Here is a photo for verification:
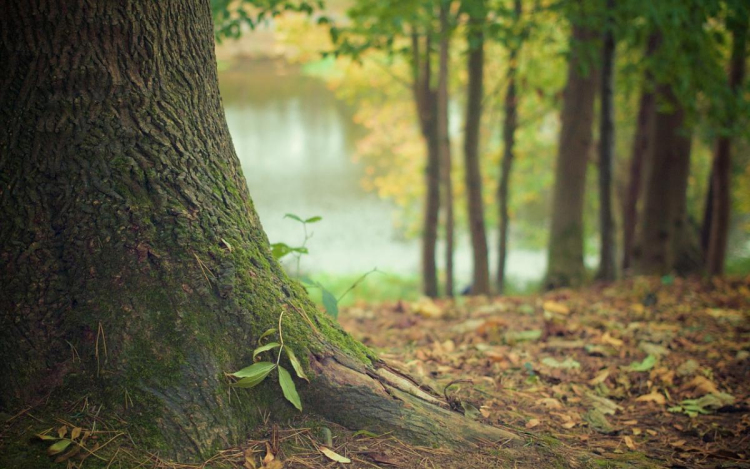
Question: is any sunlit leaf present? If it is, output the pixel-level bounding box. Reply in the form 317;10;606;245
258;328;277;341
252;342;280;360
304;216;322;223
231;362;276;388
320;446;351;463
47;439;72;455
278;366;302;411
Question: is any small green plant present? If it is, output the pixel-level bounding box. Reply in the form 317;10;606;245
229;310;308;411
270;213;321;276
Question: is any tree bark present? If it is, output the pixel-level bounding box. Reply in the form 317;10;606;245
545;23;597;289
412;31;441;298
706;11;748;275
438;1;455;297
596;0;617;281
621;39;657;272
463;0;491;295
633;85;692;275
497;0;522;294
0;1;518;464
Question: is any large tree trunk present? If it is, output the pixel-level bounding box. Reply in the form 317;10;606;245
497;0;522;294
621;39;657;273
544;23;597;289
412;31;441;298
633;85;693;275
438;1;455;297
596;0;617;281
463;0;491;295
0;1;517;464
706;11;748;275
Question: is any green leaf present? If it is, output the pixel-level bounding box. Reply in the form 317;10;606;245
258;328;277;341
304;216;322;223
253;342;280;360
271;243;293;260
627;355;657;372
285;348;309;382
284;213;304;223
47;439;72;455
278;366;302;411
37;433;58;441
231;361;276;388
321;288;339;319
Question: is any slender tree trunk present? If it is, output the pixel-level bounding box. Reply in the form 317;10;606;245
412;32;441;298
706;12;748;275
596;0;617;281
0;2;517;464
545;23;598;289
463;0;491;295
438;1;455;297
622;35;657;273
633;85;692;275
497;0;522;294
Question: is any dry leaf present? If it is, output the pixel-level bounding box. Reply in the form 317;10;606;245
635;390;666;405
536;397;563;409
681;375;719;396
526;418;540;429
320;446;351;464
589;369;610;386
601;332;623;347
623;436;636;450
262;442;275;466
543;301;570;315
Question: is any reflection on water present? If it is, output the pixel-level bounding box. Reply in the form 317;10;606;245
219;60;546;285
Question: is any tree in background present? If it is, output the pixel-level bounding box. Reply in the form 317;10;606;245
438;0;456;296
621;36;657;273
545;2;598;289
596;0;617;281
705;4;749;276
462;0;491;295
496;0;523;294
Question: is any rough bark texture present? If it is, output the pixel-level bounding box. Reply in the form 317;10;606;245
412;31;441;298
633;85;692;275
596;0;617;282
463;0;491;295
438;2;455;297
545;24;597;289
622;67;655;272
497;0;521;295
0;1;518;464
706;12;748;275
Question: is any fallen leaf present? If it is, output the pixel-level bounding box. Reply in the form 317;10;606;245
526;418;540;429
623;436;636;450
320;446;351;464
589;370;610;386
543;301;570;315
635;390;666;405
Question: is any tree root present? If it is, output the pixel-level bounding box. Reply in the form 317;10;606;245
305;349;521;448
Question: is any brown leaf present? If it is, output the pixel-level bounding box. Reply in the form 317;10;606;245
526;418;540;429
635;390;665;405
543;301;571;315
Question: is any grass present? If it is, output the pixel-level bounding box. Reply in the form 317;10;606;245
299;271;541;307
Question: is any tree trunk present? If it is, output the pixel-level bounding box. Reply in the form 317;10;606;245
412;31;441;298
0;1;517;464
438;1;455;297
633;85;692;275
545;23;597;289
622;62;656;272
596;0;617;281
706;11;748;275
497;0;522;294
463;0;491;295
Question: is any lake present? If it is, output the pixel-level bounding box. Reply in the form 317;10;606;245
219;59;547;288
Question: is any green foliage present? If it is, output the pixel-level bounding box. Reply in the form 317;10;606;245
211;0;325;41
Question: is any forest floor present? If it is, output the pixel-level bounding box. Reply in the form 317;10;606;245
333;275;750;468
4;276;748;468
